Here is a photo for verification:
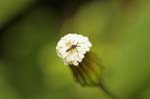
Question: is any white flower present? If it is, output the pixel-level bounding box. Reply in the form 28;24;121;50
56;33;92;66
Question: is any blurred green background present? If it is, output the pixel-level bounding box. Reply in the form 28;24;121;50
0;0;149;99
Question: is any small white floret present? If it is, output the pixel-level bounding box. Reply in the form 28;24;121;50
56;33;92;66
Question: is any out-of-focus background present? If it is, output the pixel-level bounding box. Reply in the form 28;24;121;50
0;0;149;99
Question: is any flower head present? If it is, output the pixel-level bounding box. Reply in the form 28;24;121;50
56;33;92;66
